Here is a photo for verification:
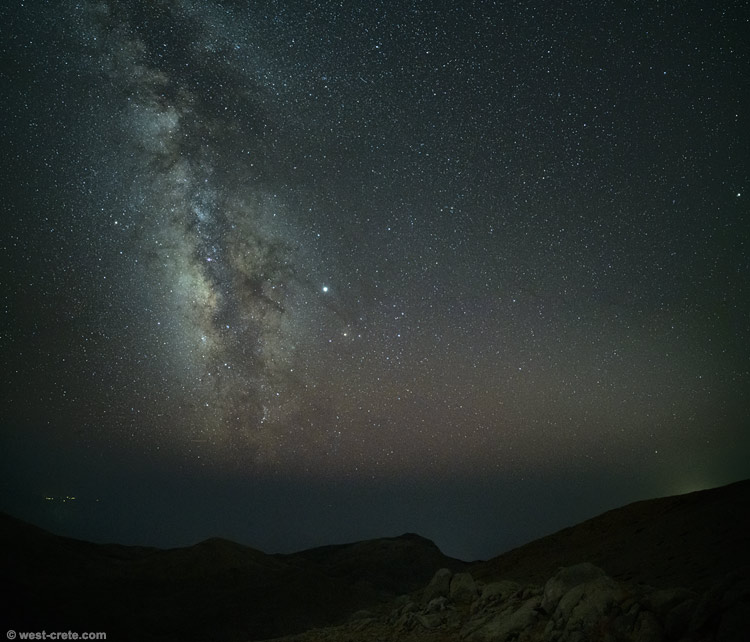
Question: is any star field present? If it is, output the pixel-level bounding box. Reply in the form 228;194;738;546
1;0;748;558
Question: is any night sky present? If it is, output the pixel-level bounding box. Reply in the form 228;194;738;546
1;1;748;561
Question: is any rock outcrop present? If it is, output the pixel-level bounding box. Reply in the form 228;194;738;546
376;562;749;642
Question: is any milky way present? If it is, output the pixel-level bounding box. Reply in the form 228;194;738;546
2;0;749;557
30;1;351;468
107;22;308;462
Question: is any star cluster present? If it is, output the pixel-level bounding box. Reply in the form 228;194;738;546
2;0;748;499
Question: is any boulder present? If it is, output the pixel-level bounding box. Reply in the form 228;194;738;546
402;601;418;614
633;610;663;642
425;596;449;614
467;596;540;642
642;586;696;617
554;584;585;623
472;580;522;614
388;599;417;624
423;567;453;603
716;576;750;642
610;607;639;639
451;572;479;604
718;602;746;642
663;596;698;640
566;576;625;628
416;612;444;629
541;563;606;614
394;611;419;632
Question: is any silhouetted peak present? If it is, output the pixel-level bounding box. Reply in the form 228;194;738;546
394;532;434;543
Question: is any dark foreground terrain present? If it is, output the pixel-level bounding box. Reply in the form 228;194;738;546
2;480;749;641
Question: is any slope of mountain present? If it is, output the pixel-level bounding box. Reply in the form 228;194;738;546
471;478;750;592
